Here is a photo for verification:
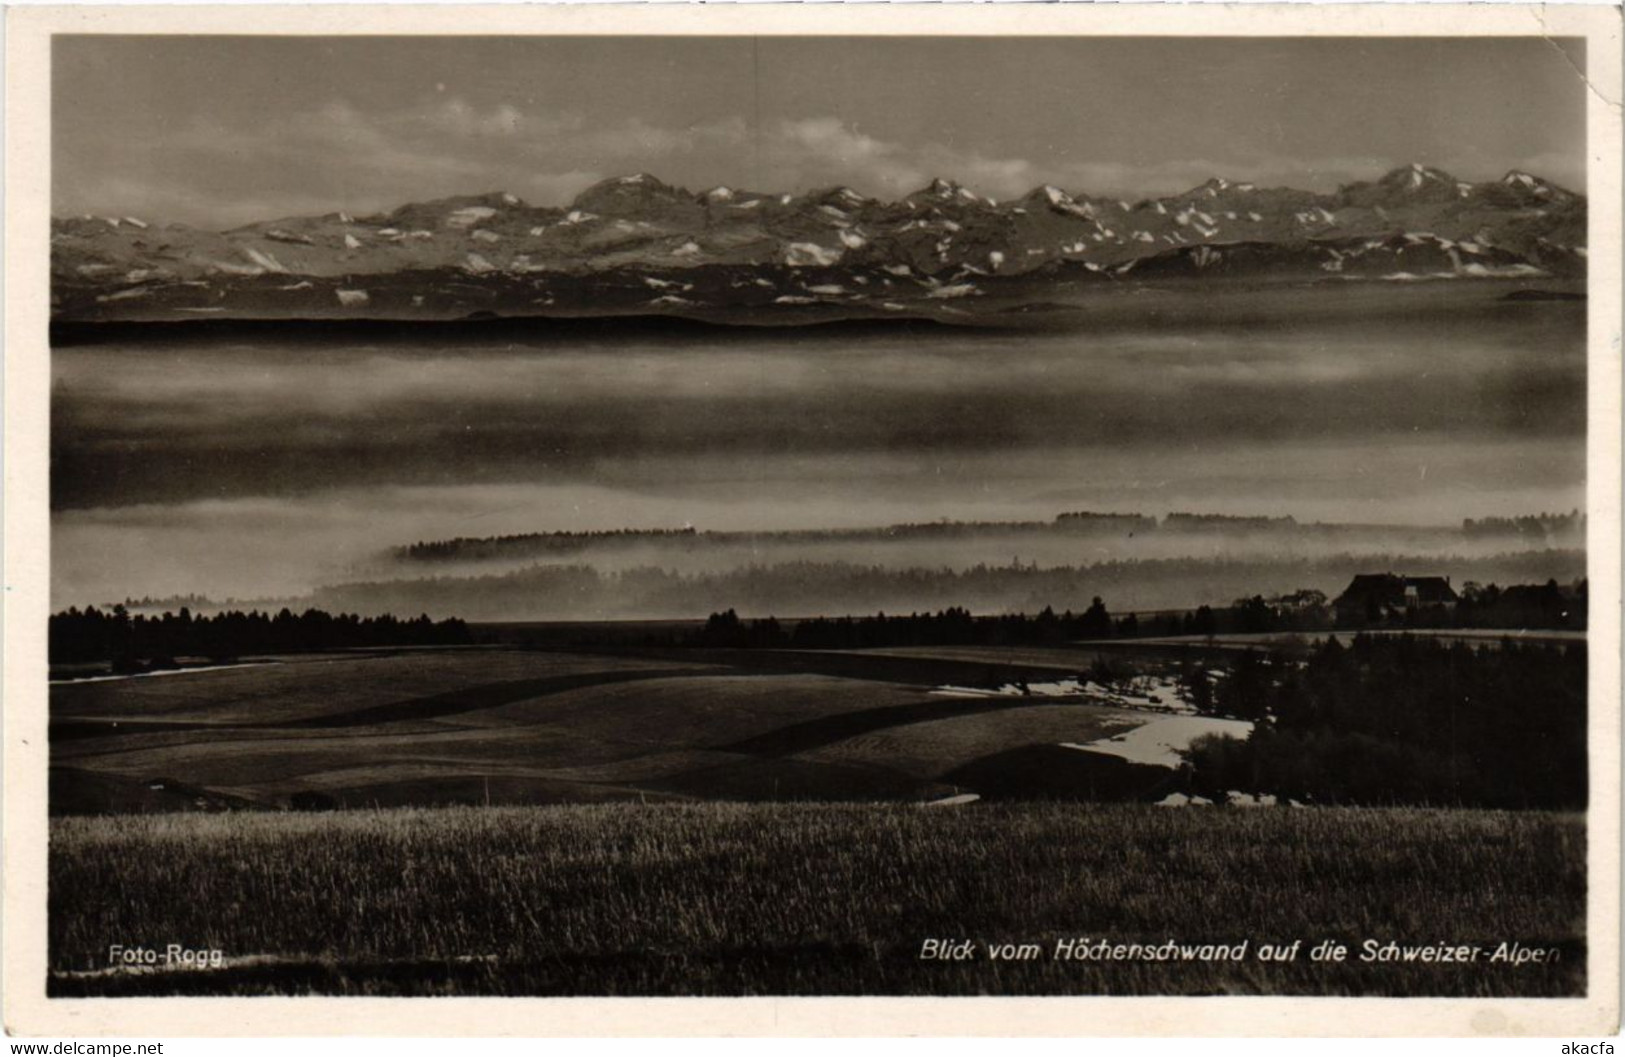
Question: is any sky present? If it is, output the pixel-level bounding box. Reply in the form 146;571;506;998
54;35;1588;228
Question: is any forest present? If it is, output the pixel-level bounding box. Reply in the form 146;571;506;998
1185;635;1587;809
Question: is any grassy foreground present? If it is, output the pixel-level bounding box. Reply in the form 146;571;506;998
49;803;1584;997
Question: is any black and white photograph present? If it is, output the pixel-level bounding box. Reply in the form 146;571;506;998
5;3;1621;1037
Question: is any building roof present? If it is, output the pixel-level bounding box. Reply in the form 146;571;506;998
1333;574;1459;608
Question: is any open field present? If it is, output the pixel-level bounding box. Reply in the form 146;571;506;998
48;803;1585;997
52;645;1171;812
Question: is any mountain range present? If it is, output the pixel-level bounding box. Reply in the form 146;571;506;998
51;164;1587;323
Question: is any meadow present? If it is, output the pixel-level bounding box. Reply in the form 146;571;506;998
46;602;1591;999
50;646;1154;811
48;803;1585;997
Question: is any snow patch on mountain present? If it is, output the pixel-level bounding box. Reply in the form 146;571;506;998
447;206;497;229
241;248;288;274
785;243;842;267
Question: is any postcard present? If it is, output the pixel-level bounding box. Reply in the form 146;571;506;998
4;2;1620;1037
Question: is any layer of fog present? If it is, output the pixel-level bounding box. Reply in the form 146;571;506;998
52;287;1583;510
49;284;1587;610
53;435;1584;608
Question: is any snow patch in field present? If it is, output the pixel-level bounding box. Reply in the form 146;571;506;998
923;793;981;807
925;283;979;299
929;675;1195;712
1062;715;1253;769
335;288;370;307
49;661;275;686
463;253;496;274
471;230;501;244
1156;793;1214;808
932;678;1087;699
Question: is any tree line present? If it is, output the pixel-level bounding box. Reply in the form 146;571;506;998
398;508;1594;566
680;578;1580;652
392;515;1162;564
50;605;473;668
313;553;1586;624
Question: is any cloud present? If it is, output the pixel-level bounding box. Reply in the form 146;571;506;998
52;99;1584;227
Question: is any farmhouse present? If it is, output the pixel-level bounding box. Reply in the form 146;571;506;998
1333;573;1458;626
